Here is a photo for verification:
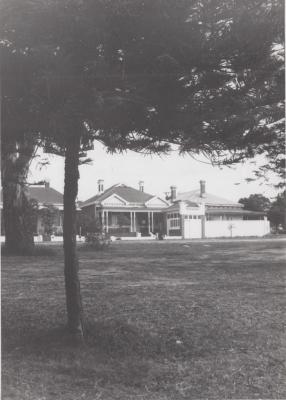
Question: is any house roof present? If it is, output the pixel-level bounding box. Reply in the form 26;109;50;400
176;189;243;208
26;186;63;205
0;185;63;205
81;184;154;207
207;208;265;215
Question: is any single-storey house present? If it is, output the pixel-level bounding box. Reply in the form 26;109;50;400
165;180;270;238
1;182;65;240
28;182;64;236
80;180;169;237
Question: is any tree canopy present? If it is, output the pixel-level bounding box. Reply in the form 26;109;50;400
2;0;284;159
239;194;272;212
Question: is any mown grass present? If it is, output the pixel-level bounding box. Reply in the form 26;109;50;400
2;240;286;399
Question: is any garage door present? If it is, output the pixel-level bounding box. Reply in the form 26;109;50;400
183;219;202;239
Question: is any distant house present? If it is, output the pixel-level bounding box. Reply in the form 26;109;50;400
28;182;65;236
80;180;169;237
0;182;65;238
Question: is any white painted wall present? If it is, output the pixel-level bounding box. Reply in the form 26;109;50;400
205;220;270;238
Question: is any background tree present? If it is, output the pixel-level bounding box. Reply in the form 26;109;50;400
1;45;42;253
239;194;271;212
267;191;286;231
1;0;284;341
1;0;54;253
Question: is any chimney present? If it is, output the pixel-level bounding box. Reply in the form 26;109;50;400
98;179;104;193
139;180;144;192
170;185;177;202
200;180;206;198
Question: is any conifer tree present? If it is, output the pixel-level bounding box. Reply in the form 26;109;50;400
1;0;284;340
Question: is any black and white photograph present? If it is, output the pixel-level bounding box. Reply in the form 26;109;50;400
1;0;285;399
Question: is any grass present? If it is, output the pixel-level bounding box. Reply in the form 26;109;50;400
2;239;286;399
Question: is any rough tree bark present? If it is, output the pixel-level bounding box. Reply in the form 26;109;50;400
63;133;84;342
1;138;35;254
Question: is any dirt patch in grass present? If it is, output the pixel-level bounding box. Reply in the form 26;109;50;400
2;240;286;399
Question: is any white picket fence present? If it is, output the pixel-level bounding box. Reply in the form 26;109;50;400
0;235;85;243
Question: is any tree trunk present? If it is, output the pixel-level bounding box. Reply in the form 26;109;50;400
63;134;84;343
1;139;35;254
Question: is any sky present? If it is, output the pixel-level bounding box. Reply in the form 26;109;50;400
28;143;279;203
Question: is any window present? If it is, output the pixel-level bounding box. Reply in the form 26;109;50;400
170;219;180;228
168;213;181;229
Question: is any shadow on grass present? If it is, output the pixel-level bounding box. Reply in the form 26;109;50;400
4;321;175;358
5;318;242;363
1;244;59;257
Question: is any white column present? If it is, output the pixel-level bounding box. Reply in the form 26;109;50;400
130;212;133;232
133;212;136;232
106;211;109;233
151;212;154;232
148;212;151;233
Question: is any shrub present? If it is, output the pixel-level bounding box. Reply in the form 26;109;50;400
85;232;111;250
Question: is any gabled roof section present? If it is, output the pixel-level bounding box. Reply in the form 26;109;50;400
101;193;128;206
177;189;242;208
145;196;169;207
81;184;154;207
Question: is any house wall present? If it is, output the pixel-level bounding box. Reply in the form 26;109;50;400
205;219;270;238
166;203;204;237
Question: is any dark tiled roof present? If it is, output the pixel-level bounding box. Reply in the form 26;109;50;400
0;185;63;205
81;184;153;206
27;186;63;204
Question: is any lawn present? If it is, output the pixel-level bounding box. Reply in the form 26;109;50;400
2;239;286;400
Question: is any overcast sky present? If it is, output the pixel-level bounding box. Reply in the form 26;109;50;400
29;143;279;203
